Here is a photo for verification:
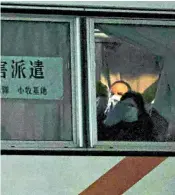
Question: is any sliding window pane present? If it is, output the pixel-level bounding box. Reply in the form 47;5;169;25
1;20;72;141
95;23;175;142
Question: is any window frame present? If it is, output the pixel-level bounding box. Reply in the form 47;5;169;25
1;13;83;150
86;17;175;152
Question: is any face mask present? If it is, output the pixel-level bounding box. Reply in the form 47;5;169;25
112;94;122;102
121;98;138;122
104;100;138;127
123;106;138;122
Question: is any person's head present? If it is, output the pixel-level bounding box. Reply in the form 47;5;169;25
96;81;108;97
121;91;146;115
110;80;131;101
104;91;145;126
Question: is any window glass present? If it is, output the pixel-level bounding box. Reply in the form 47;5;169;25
1;20;72;141
95;23;175;142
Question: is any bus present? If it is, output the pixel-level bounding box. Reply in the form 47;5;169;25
1;1;175;194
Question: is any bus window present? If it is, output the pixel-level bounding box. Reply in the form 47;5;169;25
1;14;82;149
93;20;175;144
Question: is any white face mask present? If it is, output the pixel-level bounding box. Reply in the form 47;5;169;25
104;98;138;127
112;94;122;102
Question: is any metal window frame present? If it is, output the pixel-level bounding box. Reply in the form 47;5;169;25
87;17;175;152
1;2;175;15
1;13;83;150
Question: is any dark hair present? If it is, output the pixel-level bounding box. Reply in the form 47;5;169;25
121;91;146;114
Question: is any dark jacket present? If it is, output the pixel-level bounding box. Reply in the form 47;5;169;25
98;91;155;141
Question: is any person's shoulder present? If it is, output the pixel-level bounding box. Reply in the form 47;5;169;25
139;112;154;127
139;112;151;119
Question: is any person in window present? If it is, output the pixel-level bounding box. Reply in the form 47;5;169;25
96;81;110;142
96;81;108;121
97;80;131;140
105;80;132;116
100;91;155;141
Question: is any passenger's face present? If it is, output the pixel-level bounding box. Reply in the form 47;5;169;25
112;94;122;101
121;98;138;109
110;82;129;99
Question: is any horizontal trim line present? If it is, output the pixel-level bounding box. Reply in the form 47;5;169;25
1;8;175;19
1;5;175;16
1;3;175;12
1;149;175;156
